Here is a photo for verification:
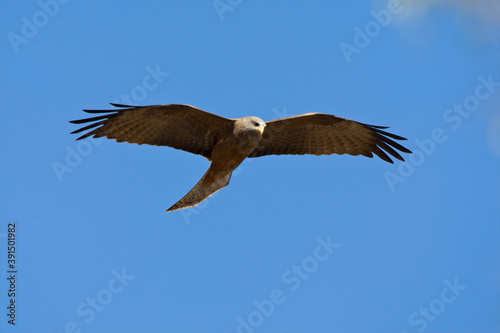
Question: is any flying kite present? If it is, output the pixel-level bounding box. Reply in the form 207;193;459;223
70;103;411;211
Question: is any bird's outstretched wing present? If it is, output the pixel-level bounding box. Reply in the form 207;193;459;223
70;104;233;159
248;113;412;163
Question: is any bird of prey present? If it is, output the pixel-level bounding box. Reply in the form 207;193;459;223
70;103;412;211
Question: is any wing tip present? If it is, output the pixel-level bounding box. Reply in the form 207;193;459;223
109;103;137;108
369;125;412;163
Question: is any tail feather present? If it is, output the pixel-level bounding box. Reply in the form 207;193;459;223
167;165;232;212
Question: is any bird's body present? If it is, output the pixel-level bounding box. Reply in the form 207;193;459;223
167;116;265;211
70;104;411;211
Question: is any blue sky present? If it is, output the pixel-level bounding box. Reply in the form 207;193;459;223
1;1;499;332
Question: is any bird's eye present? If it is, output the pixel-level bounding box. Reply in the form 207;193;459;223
254;122;260;127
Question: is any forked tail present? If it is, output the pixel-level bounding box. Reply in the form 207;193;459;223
167;164;232;212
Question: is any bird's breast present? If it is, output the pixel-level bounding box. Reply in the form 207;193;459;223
211;134;261;171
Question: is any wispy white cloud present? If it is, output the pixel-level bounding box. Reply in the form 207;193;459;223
373;0;500;45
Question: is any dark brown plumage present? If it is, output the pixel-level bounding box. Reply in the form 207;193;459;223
70;103;412;211
248;113;410;163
